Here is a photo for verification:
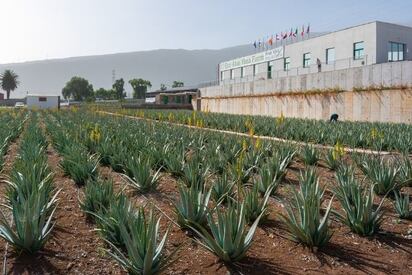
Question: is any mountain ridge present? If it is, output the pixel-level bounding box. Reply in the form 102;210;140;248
0;44;256;98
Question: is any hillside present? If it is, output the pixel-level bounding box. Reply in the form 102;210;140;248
0;45;256;98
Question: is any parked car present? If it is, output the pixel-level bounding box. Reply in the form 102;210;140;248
14;102;25;108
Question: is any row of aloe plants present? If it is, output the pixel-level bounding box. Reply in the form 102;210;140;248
43;112;177;274
0;114;59;254
46;110;412;263
102;108;412;153
44;110;293;264
0;110;26;172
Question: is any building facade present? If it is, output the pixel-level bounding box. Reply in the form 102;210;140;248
26;95;60;109
219;21;412;84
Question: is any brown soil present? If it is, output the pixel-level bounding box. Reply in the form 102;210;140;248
1;114;411;274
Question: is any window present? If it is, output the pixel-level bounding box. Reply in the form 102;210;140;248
388;42;405;62
267;62;272;79
39;97;47;102
353;41;364;60
230;69;234;80
241;67;244;78
284;57;290;71
303;53;311;68
220;71;224;81
253;64;257;76
326;48;335;64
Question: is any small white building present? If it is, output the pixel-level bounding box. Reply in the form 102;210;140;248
26;94;60;109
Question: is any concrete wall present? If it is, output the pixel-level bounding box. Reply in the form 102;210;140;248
201;89;412;124
200;61;412;124
202;61;412;98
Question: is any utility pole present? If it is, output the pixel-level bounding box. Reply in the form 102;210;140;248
112;69;116;84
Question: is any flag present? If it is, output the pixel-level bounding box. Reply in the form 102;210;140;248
258;40;262;48
294;28;298;37
301;25;305;36
282;31;288;39
276;33;280;40
306;24;310;34
268;36;273;46
289;28;293;37
253;41;257;48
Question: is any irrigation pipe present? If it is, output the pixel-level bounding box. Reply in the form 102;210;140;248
98;111;392;156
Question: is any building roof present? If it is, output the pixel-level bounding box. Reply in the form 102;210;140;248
26;94;59;97
146;85;200;97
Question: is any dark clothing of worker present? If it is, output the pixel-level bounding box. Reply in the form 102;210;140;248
317;58;322;72
330;114;339;122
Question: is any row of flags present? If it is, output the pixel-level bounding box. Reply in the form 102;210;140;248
253;24;311;49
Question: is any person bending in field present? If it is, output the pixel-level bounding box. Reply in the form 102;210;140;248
330;113;339;122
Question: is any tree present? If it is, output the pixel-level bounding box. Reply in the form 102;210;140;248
62;76;94;101
129;78;152;99
95;88;117;100
113;78;126;100
0;70;19;99
160;83;167;91
172;81;184;88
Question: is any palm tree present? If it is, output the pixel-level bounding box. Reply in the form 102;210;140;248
0;70;19;99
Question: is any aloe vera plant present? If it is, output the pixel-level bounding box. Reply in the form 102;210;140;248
300;145;319;166
361;157;400;195
0;191;58;253
243;183;273;224
189;203;262;263
255;164;281;196
333;166;385;236
280;168;333;250
80;178;116;217
60;146;99;185
174;182;211;228
398;157;412;187
94;194;136;247
211;173;235;203
105;208;175;275
393;191;411;219
123;156;162;193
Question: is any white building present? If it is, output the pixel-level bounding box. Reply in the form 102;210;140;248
26;94;60;109
219;21;412;84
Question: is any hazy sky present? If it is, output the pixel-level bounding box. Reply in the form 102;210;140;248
1;0;411;64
